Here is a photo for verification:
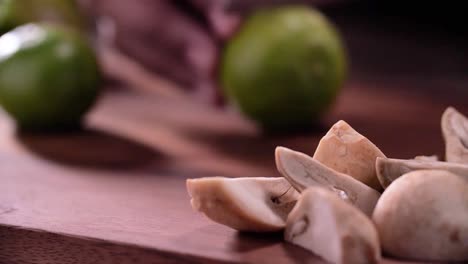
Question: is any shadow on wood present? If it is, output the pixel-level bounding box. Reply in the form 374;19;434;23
16;128;161;170
282;243;328;264
229;231;283;253
179;122;329;171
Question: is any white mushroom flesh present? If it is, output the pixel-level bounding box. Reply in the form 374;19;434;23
442;107;468;164
376;157;468;188
414;155;439;162
275;147;380;216
187;177;299;232
285;187;381;264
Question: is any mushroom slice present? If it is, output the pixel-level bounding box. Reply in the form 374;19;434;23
313;120;386;191
186;177;299;232
285;187;381;264
414;155;438;161
373;170;468;261
442;107;468;163
275;147;380;216
376;157;468;188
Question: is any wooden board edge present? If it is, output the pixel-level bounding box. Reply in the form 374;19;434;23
0;224;237;264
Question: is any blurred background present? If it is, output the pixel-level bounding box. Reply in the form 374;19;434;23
77;0;468;101
0;0;467;177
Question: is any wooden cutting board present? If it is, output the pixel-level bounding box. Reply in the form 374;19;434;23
0;83;466;264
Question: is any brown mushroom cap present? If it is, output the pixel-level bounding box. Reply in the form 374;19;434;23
313;120;386;191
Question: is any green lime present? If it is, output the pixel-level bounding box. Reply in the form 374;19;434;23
0;23;100;131
221;6;346;130
0;0;85;34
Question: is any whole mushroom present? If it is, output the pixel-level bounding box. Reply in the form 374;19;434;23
372;170;468;261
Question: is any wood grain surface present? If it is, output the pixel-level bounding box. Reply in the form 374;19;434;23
0;82;466;263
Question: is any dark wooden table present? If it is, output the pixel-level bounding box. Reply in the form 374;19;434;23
1;6;467;263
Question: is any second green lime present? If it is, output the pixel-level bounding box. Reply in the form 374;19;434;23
0;23;100;131
221;6;346;130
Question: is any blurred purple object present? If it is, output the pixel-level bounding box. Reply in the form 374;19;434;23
78;0;345;103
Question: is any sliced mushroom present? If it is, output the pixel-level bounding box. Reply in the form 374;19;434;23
376;157;468;188
414;155;438;161
285;187;381;264
313;120;386;191
275;147;380;216
373;170;468;261
442;107;468;163
186;177;299;232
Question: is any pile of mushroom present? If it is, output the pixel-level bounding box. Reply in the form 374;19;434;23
186;107;468;263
